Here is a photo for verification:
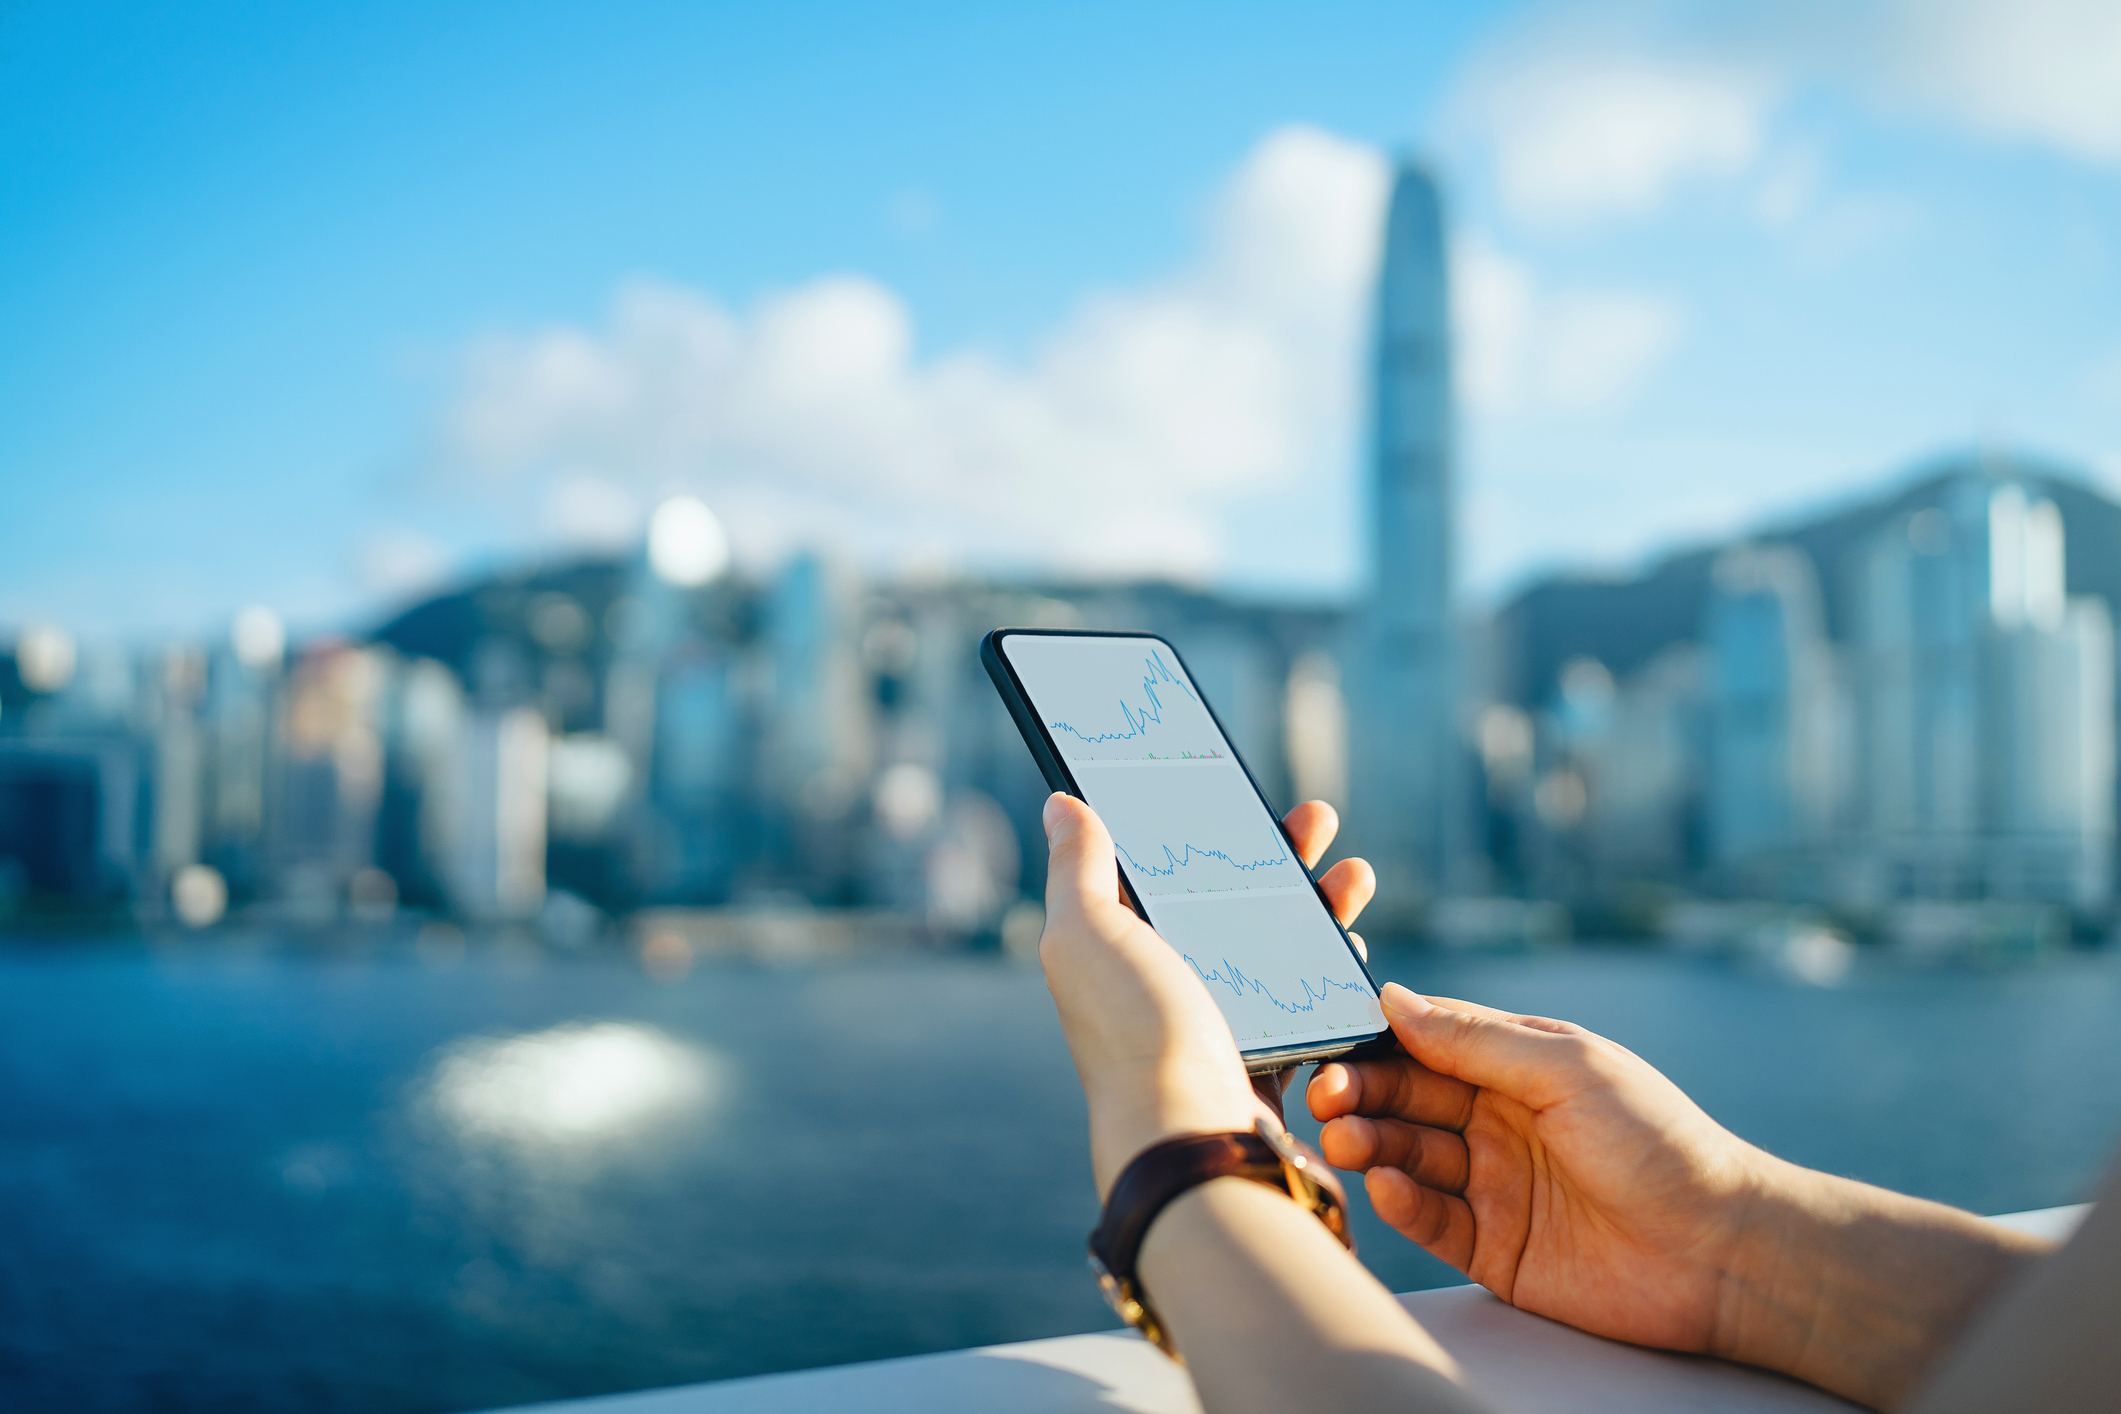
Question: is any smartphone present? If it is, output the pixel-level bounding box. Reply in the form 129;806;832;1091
983;628;1393;1073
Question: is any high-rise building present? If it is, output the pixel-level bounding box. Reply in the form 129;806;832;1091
201;638;280;899
272;643;388;911
653;644;749;898
1584;644;1705;885
762;551;874;897
376;655;468;908
1347;160;1461;902
143;646;210;901
0;739;134;903
1702;545;1838;890
450;705;549;920
1855;475;2114;905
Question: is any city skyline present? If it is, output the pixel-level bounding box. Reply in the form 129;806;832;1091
4;1;2118;639
9;436;2118;930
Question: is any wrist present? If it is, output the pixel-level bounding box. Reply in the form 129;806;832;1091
1707;1156;1836;1374
1086;1066;1262;1200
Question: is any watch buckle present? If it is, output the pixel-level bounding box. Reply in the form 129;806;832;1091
1086;1254;1141;1325
1253;1115;1321;1208
1087;1253;1177;1359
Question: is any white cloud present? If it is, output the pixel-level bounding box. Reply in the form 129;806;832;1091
1882;0;2121;163
1453;236;1536;414
1454;235;1681;415
1453;0;2121;228
358;529;452;599
1789;190;1922;270
1456;52;1772;224
1749;145;1821;227
545;476;644;550
1540;292;1683;411
440;125;1390;582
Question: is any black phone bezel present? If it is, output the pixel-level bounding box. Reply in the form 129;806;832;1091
982;626;1397;1074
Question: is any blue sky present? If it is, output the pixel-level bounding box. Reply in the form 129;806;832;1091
3;0;2118;640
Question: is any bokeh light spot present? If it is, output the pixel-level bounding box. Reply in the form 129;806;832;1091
646;497;730;587
425;1021;718;1147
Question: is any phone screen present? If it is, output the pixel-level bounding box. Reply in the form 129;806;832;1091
998;632;1387;1055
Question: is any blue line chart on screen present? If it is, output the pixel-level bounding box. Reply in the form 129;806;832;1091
1185;957;1371;1015
1045;649;1216;750
1115;840;1287;880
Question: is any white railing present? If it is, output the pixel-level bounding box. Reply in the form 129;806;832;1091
491;1206;2089;1414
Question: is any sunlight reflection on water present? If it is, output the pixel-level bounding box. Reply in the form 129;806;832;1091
423;1021;721;1147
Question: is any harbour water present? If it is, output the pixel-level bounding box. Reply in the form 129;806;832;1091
4;936;2119;1413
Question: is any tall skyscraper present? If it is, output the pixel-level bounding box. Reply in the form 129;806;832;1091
451;705;550;920
1347;161;1460;902
1702;544;1838;889
1856;474;2114;906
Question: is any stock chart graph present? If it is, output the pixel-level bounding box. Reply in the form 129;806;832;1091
1184;956;1377;1017
1001;633;1386;1049
1116;841;1288;886
1009;638;1228;762
1089;763;1301;897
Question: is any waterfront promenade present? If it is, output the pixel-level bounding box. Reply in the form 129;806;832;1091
492;1207;2089;1414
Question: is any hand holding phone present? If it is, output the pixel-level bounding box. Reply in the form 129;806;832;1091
1037;789;1270;1195
1039;786;1382;1193
984;629;1394;1072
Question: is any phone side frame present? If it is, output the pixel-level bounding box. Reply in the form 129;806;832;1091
980;627;1398;1075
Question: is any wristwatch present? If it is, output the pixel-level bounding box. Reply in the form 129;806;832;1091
1086;1115;1353;1360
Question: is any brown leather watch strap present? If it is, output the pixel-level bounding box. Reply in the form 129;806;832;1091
1090;1131;1289;1283
1086;1121;1352;1359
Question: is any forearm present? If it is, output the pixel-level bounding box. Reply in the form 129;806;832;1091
1909;1160;2119;1414
1139;1177;1491;1414
1714;1159;2052;1410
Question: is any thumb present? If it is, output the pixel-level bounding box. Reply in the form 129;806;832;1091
1043;792;1122;922
1379;982;1580;1107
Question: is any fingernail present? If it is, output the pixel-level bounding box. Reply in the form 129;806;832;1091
1042;792;1068;842
1380;982;1428;1018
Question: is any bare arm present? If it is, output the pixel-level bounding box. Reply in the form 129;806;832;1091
1142;1179;1488;1414
1712;1162;2049;1409
1907;1162;2119;1414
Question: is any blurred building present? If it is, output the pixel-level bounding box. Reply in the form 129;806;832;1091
1586;644;1706;886
5;451;2117;934
1489;455;2120;918
1702;545;1837;894
374;655;467;909
1345;159;1465;906
0;739;135;907
761;552;873;900
200;628;283;900
357;545;1348;931
272;643;389;918
1851;478;2113;907
451;706;549;920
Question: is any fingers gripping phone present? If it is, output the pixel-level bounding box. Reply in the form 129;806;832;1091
983;628;1394;1073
